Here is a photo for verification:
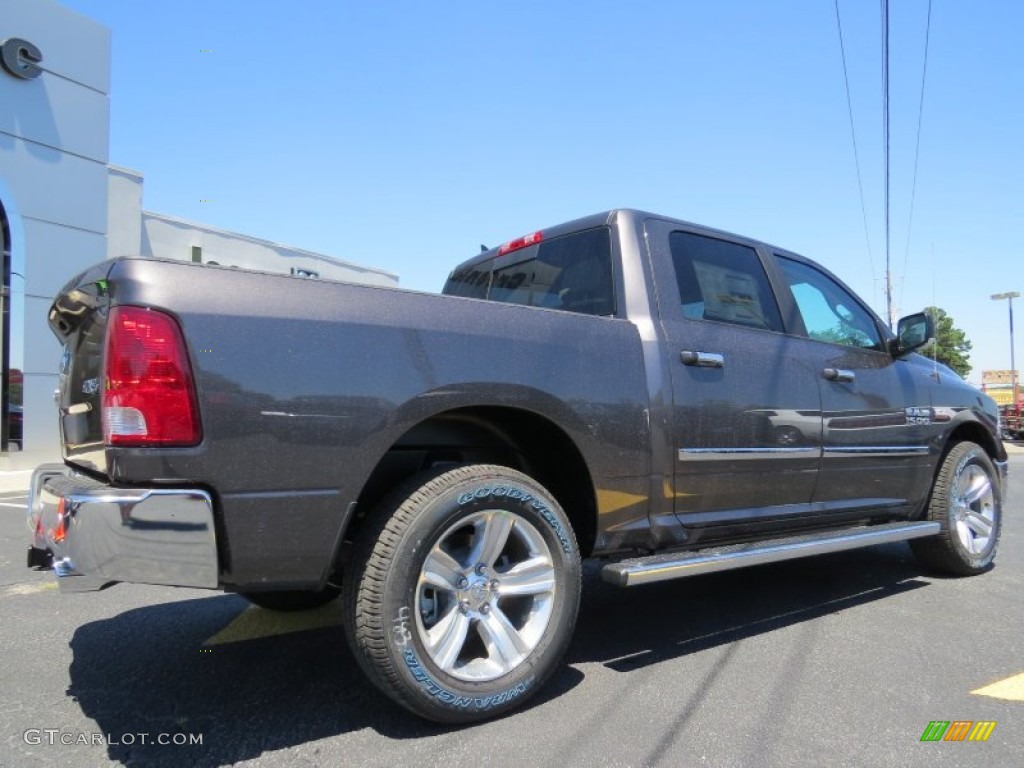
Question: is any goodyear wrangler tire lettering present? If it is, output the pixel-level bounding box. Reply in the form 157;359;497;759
459;487;534;506
457;486;572;553
344;464;581;724
402;648;532;710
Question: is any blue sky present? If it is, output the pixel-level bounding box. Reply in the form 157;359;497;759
63;0;1023;384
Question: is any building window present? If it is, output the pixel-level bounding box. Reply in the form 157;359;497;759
191;245;202;263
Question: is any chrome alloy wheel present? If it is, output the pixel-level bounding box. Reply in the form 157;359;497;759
415;509;556;682
951;463;996;555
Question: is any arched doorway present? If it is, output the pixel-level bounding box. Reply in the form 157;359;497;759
0;196;20;452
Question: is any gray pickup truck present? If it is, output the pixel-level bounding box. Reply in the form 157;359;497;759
28;209;1006;723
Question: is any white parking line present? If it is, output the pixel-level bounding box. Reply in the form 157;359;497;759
0;502;27;509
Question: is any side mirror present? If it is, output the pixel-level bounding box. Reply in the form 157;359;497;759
891;311;934;357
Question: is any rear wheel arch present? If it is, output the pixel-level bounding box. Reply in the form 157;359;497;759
345;407;599;560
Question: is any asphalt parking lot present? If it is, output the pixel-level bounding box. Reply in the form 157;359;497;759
1;458;1022;768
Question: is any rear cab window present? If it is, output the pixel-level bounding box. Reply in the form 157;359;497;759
443;264;492;299
443;227;615;317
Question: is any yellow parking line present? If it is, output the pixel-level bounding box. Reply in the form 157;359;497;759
203;602;343;646
596;489;648;515
971;672;1024;702
1;581;58;598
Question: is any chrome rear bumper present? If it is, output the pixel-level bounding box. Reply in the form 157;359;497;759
26;464;219;593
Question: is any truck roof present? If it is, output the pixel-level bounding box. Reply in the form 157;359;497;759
451;209;802;278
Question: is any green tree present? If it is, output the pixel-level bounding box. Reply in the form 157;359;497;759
925;306;973;378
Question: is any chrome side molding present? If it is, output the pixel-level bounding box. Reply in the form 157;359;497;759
678;447;819;461
822;445;930;456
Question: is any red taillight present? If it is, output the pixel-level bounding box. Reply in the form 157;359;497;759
102;306;201;446
497;230;543;256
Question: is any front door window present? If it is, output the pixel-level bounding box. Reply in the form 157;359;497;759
776;257;883;350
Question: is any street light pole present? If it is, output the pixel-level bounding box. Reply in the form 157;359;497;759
992;291;1021;412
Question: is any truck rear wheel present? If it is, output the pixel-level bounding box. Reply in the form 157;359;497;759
344;464;581;723
910;441;1002;576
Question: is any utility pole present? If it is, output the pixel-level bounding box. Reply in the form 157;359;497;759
883;0;892;329
992;291;1021;413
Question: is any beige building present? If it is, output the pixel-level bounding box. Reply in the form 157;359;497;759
107;166;397;285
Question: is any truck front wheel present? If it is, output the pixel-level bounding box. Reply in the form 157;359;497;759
911;441;1002;576
344;464;581;723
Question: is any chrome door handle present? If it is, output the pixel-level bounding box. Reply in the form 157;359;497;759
823;368;855;383
681;350;725;368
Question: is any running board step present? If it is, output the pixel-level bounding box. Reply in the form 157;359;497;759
602;521;940;587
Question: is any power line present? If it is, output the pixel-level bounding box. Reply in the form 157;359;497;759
882;0;892;328
833;0;875;294
900;0;933;311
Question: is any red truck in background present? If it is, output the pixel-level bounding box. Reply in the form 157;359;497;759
1001;403;1024;440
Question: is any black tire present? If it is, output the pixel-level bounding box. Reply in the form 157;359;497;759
910;441;1002;576
241;587;340;611
343;464;581;723
774;425;802;446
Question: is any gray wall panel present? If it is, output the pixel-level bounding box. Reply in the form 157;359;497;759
107;167;143;259
21;217;107;301
1;136;108;234
0;71;109;161
22;295;61;376
17;372;60;467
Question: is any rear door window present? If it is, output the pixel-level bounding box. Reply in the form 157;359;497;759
669;231;783;332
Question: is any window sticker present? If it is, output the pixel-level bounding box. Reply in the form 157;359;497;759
692;260;768;327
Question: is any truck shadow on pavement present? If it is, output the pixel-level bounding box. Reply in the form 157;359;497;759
66;592;584;766
67;543;930;766
571;542;930;672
